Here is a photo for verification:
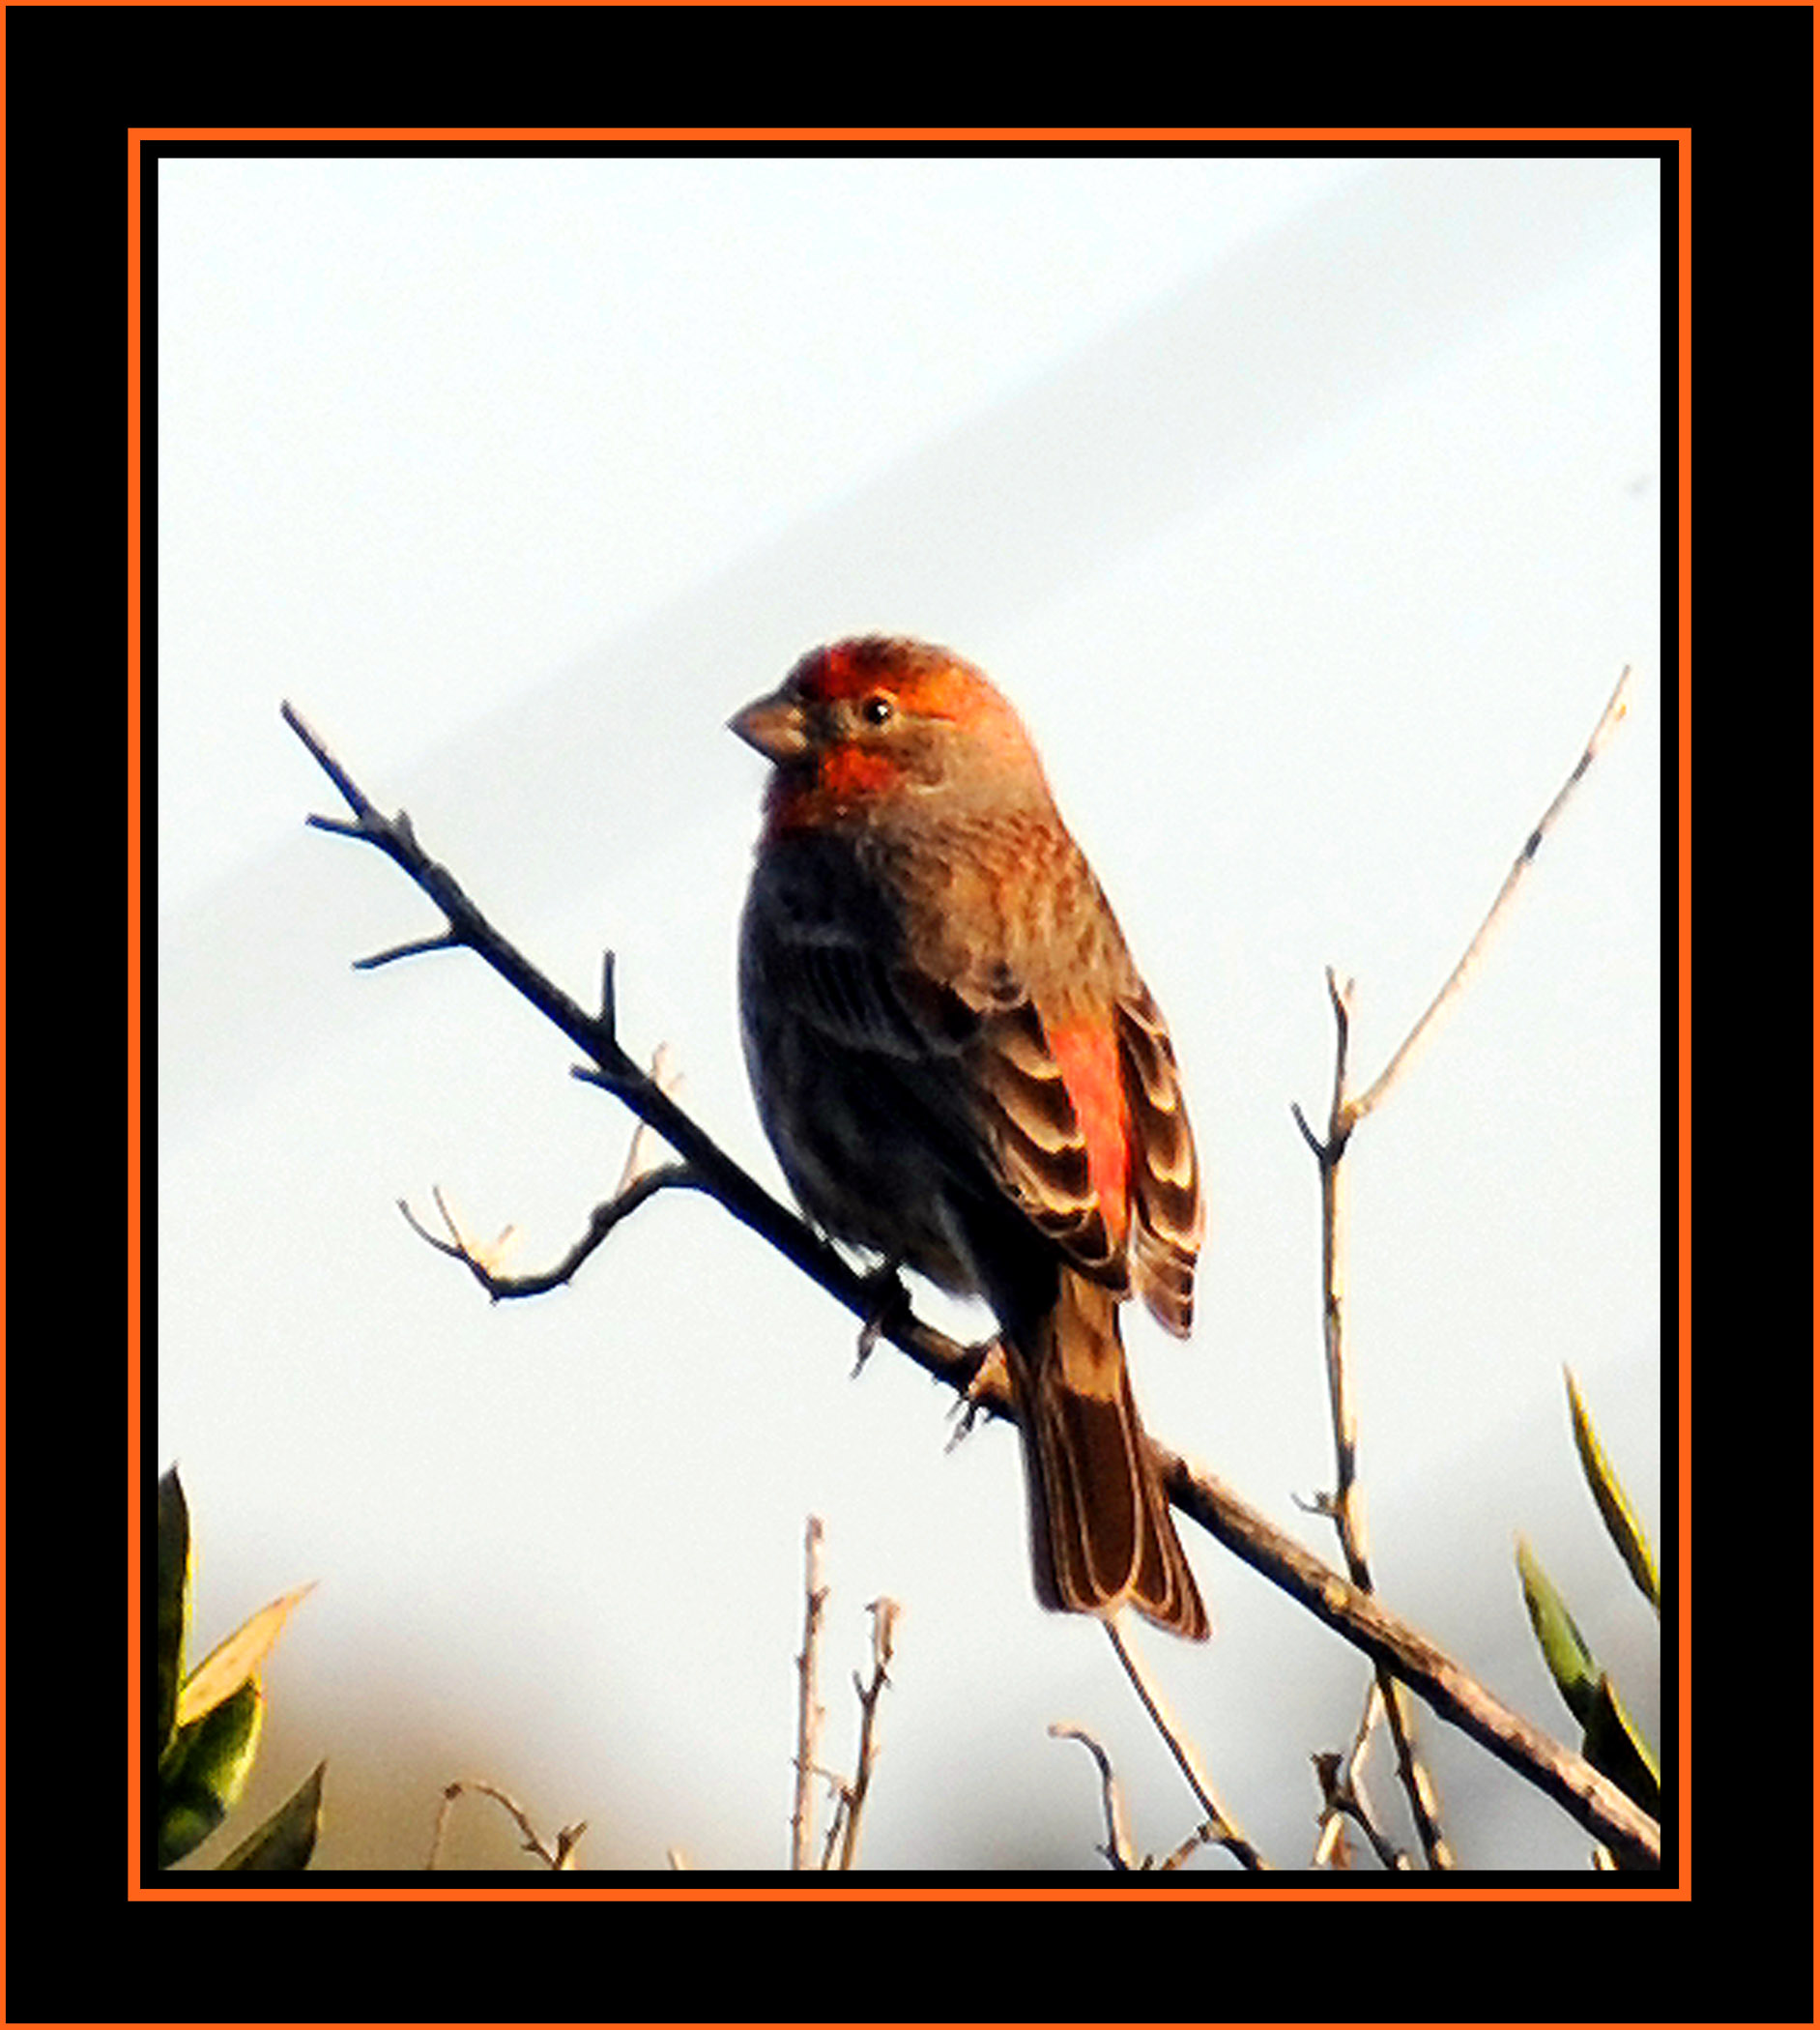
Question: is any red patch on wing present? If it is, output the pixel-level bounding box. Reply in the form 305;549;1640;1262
1044;1014;1130;1244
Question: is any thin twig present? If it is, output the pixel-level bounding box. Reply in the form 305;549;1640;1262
1157;1823;1227;1871
1313;1678;1384;1868
1288;670;1634;1869
427;1781;586;1870
1313;1748;1408;1871
791;1517;827;1871
1344;664;1634;1133
830;1597;899;1870
1103;1617;1267;1870
1379;1679;1451;1867
1297;971;1455;1866
401;1166;700;1300
1048;1726;1137;1870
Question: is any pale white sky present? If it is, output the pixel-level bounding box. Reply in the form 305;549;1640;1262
157;154;1661;1872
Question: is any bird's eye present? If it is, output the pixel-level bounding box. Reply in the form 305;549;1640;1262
859;692;895;728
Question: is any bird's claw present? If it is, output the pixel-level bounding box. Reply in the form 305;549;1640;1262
946;1337;1011;1449
852;1261;910;1376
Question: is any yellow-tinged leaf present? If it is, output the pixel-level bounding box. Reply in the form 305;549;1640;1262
1566;1368;1660;1611
1516;1535;1599;1726
177;1583;315;1727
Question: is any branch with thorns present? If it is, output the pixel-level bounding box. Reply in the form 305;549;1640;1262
282;676;1657;1871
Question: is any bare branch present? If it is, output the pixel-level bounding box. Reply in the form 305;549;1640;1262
1313;1748;1408;1872
288;696;1659;1870
1344;664;1634;1133
1048;1726;1136;1870
1288;669;1635;1868
1303;974;1456;1866
834;1596;899;1870
427;1780;586;1870
399;1167;700;1300
1104;1617;1267;1870
285;701;987;1394
1154;1437;1657;1867
791;1517;827;1871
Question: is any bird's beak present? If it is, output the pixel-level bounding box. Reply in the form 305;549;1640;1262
729;686;808;764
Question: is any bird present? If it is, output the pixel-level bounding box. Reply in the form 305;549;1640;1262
731;635;1207;1639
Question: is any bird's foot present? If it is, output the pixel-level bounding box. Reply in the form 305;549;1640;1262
946;1336;1012;1449
852;1260;910;1376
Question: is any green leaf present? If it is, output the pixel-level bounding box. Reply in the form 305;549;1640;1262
158;1678;263;1866
1566;1368;1660;1611
155;1468;192;1755
218;1762;326;1871
1583;1672;1661;1820
1516;1535;1599;1726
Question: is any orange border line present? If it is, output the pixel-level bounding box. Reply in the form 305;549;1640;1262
127;128;146;1895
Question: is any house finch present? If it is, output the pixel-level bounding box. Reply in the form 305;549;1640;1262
732;636;1207;1639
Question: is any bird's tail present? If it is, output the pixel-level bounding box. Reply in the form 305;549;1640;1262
1007;1268;1209;1640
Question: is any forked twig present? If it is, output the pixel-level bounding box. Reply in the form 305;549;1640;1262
1313;1745;1409;1871
427;1781;586;1870
401;1167;699;1300
1290;668;1637;1869
825;1596;900;1870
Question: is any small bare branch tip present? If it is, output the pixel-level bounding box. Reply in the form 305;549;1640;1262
280;699;325;752
354;928;462;972
397;1194;462;1259
1343;662;1638;1132
1289;1101;1328;1160
611;1051;685;1197
1591;664;1635;753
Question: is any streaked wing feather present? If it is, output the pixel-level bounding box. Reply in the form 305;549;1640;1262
973;1001;1123;1283
1117;987;1201;1335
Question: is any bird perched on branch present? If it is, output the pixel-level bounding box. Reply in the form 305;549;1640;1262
733;635;1207;1639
